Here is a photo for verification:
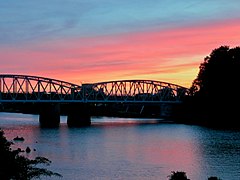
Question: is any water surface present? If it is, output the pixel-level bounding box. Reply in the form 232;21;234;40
0;113;239;180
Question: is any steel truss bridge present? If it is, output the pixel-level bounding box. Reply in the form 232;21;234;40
0;74;189;104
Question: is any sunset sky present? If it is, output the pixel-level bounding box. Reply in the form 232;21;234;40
1;0;240;88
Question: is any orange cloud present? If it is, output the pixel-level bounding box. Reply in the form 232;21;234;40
1;19;240;88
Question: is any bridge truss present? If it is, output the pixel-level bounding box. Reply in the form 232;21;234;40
0;74;189;103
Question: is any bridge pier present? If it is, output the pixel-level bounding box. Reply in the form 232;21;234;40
67;104;91;127
39;103;60;128
160;103;173;118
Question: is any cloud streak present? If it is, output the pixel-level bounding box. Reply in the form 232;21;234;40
1;18;240;87
1;0;240;45
1;1;240;87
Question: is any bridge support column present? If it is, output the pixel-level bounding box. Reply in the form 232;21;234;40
39;103;60;128
67;104;91;127
160;103;173;118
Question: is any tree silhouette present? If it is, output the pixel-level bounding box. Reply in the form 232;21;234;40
208;177;222;180
190;45;240;127
0;129;62;179
167;171;190;180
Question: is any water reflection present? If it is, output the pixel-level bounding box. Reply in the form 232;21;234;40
0;113;240;180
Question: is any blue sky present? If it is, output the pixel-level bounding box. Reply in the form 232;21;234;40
1;0;239;45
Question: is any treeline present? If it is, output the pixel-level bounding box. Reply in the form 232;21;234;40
178;46;240;129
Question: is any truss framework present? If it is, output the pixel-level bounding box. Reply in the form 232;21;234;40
0;74;189;103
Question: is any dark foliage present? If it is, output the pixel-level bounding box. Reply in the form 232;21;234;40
0;129;62;179
167;171;222;180
191;45;240;96
208;177;222;180
167;171;190;180
188;46;240;128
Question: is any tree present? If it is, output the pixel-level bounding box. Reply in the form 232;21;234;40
189;46;240;127
0;129;62;179
167;171;190;180
208;177;222;180
191;46;240;96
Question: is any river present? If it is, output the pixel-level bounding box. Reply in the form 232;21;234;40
0;112;239;180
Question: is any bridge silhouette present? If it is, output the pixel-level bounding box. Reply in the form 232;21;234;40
0;74;189;127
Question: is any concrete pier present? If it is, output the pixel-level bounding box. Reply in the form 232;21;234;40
160;103;172;117
39;103;60;128
67;104;91;127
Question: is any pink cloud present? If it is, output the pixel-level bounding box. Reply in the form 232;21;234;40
1;19;240;87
